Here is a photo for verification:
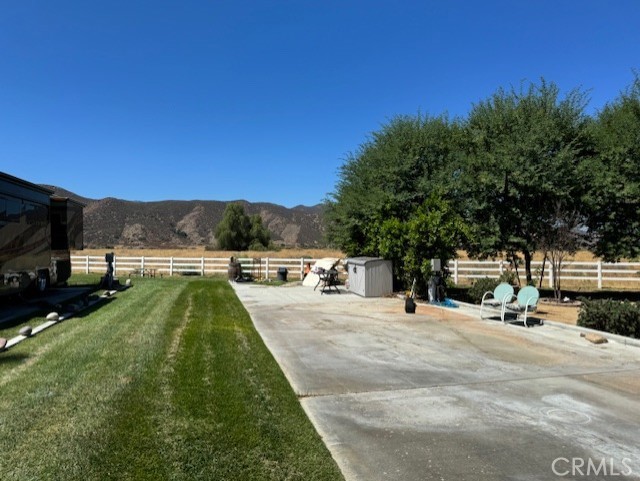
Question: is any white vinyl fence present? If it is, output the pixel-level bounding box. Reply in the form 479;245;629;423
71;256;640;289
448;259;640;289
71;255;341;281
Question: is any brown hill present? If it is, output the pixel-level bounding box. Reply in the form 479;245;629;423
42;186;326;249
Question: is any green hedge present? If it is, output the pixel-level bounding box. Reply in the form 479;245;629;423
468;274;518;305
577;298;640;339
468;278;501;304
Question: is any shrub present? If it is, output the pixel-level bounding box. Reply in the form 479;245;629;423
468;277;500;304
248;239;270;251
577;298;640;339
498;271;518;286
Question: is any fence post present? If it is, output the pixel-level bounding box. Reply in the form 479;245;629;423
69;255;639;288
597;261;603;289
453;259;459;285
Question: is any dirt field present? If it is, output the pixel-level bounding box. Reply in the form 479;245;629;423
74;247;345;259
535;299;580;325
77;248;604;262
455;250;601;262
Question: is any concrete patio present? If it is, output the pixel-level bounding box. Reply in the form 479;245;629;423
232;283;640;480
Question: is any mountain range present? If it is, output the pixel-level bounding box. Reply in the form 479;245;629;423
43;186;326;249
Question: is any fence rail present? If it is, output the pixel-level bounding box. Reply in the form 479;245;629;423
71;255;338;281
71;256;640;289
448;259;640;289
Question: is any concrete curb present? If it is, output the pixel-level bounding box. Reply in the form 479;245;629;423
1;288;129;353
542;319;640;348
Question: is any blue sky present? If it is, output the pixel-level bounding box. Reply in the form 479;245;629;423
1;1;638;207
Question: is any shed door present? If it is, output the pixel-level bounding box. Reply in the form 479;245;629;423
349;263;366;296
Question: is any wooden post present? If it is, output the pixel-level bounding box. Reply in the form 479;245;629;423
201;257;205;276
141;256;145;277
169;257;174;277
265;257;270;280
86;255;90;274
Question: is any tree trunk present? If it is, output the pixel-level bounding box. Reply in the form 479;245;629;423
523;249;533;285
538;253;547;289
507;251;521;287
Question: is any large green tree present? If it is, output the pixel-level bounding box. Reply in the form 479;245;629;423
325;114;464;252
587;74;640;260
325;114;466;290
249;213;271;250
461;79;594;283
326;76;638;292
215;203;270;250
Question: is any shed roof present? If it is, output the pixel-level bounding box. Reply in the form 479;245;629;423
346;257;388;266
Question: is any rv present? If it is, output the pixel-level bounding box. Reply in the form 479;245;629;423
0;172;83;296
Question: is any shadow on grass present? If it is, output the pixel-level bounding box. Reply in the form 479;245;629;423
0;291;117;341
0;351;30;366
73;296;116;319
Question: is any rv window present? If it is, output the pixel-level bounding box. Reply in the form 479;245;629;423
5;199;21;223
24;202;47;225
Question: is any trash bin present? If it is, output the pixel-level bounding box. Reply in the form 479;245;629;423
228;262;238;280
277;267;288;281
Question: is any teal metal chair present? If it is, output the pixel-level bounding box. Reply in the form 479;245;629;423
480;282;515;319
501;285;540;327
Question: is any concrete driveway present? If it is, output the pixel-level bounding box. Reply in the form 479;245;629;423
232;283;640;480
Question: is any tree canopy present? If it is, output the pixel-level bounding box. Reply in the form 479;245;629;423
325;75;640;290
215;203;270;251
586;74;640;260
325;114;465;255
325;114;468;291
461;80;594;283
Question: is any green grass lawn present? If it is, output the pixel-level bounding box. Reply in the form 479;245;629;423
0;277;344;481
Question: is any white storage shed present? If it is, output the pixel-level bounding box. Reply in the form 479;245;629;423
346;257;393;297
